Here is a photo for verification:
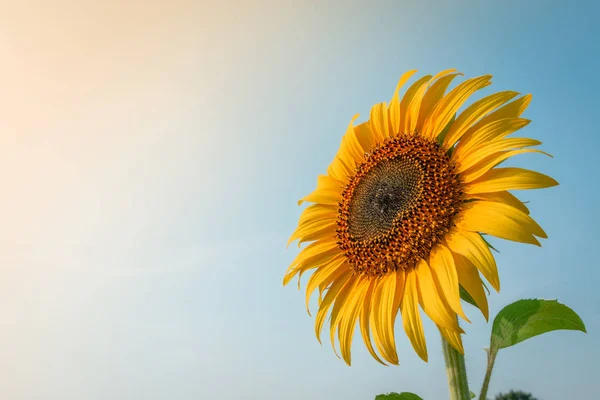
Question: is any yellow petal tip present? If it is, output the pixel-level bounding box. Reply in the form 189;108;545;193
286;237;295;249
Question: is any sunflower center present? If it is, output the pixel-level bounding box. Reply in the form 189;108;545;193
348;158;423;241
336;134;463;277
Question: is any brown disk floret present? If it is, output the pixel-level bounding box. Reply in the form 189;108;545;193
336;134;463;277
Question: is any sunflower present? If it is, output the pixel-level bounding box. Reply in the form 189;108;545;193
283;69;557;366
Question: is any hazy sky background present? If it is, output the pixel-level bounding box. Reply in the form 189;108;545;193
0;1;598;399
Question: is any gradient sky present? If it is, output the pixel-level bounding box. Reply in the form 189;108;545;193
1;1;598;399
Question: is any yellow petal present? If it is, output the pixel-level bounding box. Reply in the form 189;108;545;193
298;189;340;206
327;155;353;184
443;91;519;148
338;279;369;365
329;276;359;351
298;174;343;206
288;238;339;268
400;270;428;362
453;118;530;163
288;216;337;247
415;258;461;331
370;271;403;365
421;75;492;140
417;70;461;132
370;102;390;141
390;269;406;327
292;224;337;247
453;252;489;320
457;138;542;173
439;325;464;354
284;239;340;284
389;70;418;135
318;284;325;306
429;245;470;322
336;114;365;169
466;191;530;215
463;167;559;194
401;75;432;135
288;246;340;289
359;279;387;365
315;271;353;343
445;229;500;292
389;270;406;359
368;280;386;362
458;94;532;146
457;201;547;245
460;148;551;183
354;121;376;154
285;252;338;287
297;204;338;226
305;256;347;314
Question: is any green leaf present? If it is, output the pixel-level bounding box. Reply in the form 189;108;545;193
469;391;476;399
460;285;479;309
460;283;490;309
375;392;423;400
490;299;586;350
481;280;490;296
480;234;499;253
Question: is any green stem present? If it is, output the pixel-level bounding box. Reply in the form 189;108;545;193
441;333;470;400
478;349;497;400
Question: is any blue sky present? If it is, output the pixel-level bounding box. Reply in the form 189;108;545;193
0;1;598;399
